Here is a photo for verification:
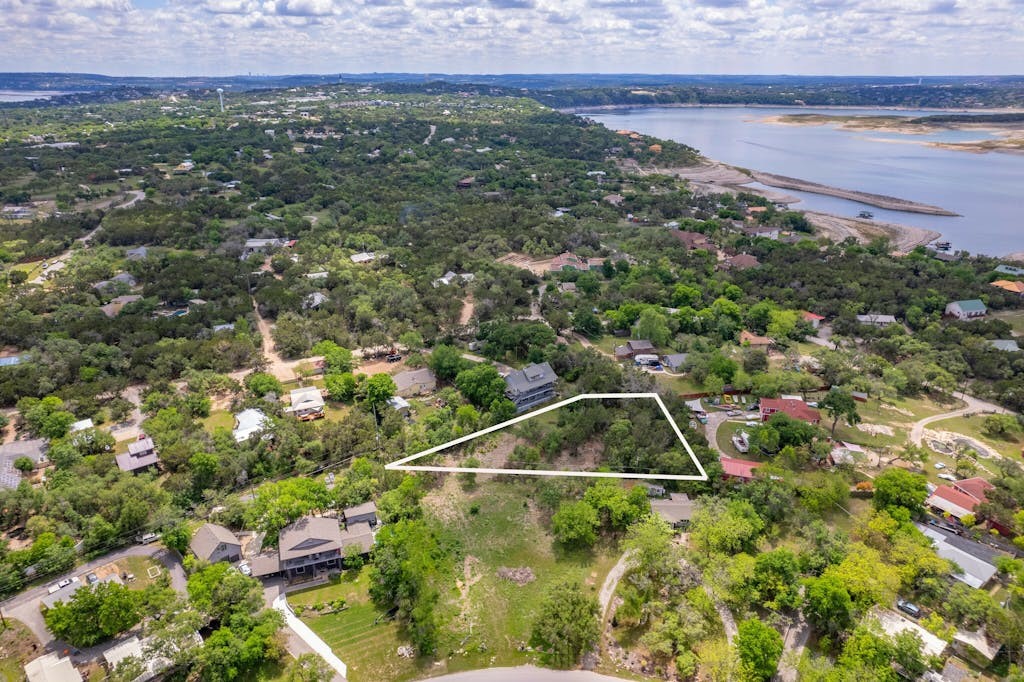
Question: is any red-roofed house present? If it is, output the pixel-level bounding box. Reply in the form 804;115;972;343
802;311;825;329
760;398;821;425
720;456;762;481
926;485;983;521
926;477;998;526
672;231;712;251
718;254;760;271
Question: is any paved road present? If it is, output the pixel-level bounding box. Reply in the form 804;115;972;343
3;545;186;651
777;616;811;682
909;393;1012;446
426;668;628;682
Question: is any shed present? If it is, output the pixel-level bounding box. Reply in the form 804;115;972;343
25;653;82;682
343;501;378;527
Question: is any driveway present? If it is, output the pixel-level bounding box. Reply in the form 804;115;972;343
909;393;1011;446
108;384;144;442
703;409;732;457
264;580;347;682
2;545;186;650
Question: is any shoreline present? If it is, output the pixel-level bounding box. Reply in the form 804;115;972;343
566;103;1024;115
749;171;959;215
631;160;942;252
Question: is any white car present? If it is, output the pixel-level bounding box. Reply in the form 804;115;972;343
938;473;957;482
238;562;252;576
934;462;946;470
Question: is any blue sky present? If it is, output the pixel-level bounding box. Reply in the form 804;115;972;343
1;0;1022;76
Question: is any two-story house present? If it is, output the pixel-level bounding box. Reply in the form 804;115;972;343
190;523;242;564
504;362;558;413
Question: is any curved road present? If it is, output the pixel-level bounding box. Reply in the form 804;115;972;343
910;393;1011;446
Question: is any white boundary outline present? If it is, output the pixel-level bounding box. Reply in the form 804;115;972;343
385;392;709;481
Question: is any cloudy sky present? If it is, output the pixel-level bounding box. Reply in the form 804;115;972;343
2;0;1022;76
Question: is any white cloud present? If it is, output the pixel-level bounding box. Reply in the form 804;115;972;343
0;0;1020;74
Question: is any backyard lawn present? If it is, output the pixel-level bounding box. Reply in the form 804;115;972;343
202;410;235;433
295;480;617;682
0;620;41;681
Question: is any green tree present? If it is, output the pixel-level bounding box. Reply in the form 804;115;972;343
735;618;784;681
635;308;671;346
984;413;1020;437
324;372;358;401
872;468;928;515
551;501;599;548
455;363;506;408
363;373;397;410
428;344;469;380
624;514;676;583
187;562;263;622
311;340;355;374
245;372;282;397
689;498;765;557
43;581;142;647
284;653;334;682
803;574;854;636
529;580;600;668
820;388;861;438
162;521;191;555
12;457;34;473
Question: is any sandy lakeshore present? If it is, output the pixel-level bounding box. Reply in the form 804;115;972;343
631;160;942;252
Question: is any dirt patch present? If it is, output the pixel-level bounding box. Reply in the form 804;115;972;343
549;438;605;473
422;475;465;525
357;356;407;376
497;252;554;277
496;567;536;586
0;618;42;667
459;294;476;326
879;403;915;418
473;432;523;469
857;423;895;437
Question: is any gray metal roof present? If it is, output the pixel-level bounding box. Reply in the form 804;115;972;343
504;362;557;396
990;339;1021;352
190;523;241;561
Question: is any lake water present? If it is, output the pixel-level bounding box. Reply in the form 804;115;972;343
586;107;1024;256
0;90;69;102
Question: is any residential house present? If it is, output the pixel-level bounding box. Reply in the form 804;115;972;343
393;368;437;397
241;238;290;258
925;477;997;528
952;628;1003;668
603;194;625;206
343;501;378;527
868;607;948;658
760;397;822;425
69;418;94;433
338;521;375;555
549;252;590;272
387;396;411;414
829;441;865;467
992;280;1024;296
918;524;999;589
504;362;558;413
306;271;329;280
671;230;712;250
738;330;772;350
995;264;1024;276
277;516;345;579
456;176;476;189
662;353;689;371
0;438;48;489
25;653;82;682
125;246;149;260
100;294;142;318
350;251;377;264
945;299;987;320
719;456;762;481
558;282;577;294
801;311;825;329
651;493;695;529
718;254;760;271
287;386;325;421
856;314;898;327
103;636;171;682
94;272;138;292
742;225;779;240
190;523;242;564
233;408;270;443
116;436;159;474
614;339;655;360
989;339;1021;352
433;271;475;287
303;292;328;309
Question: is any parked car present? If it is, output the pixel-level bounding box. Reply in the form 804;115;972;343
238;562;252;576
897;598;922;618
136;532;159;545
386;353;402;363
85;572;99;585
727;410;741;417
938;473;957;482
57;578;72;589
934;462;946;469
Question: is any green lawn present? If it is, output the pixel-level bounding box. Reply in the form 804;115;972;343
118;555;165;590
993;309;1024;336
202;410;235;433
297;480;617;682
715;419;764;460
928;414;1022;459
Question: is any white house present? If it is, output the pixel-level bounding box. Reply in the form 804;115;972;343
945;299;988;320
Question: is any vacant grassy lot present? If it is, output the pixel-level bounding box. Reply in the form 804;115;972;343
297;480;617;682
0;619;41;681
202;410;235;433
993;309;1024;335
929;414;1022;459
